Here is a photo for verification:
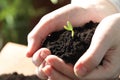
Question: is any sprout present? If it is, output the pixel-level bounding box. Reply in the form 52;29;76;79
64;21;74;37
50;0;58;4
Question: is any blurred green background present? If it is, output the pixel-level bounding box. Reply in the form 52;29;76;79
0;0;70;50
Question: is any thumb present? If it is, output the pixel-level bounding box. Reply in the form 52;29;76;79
74;43;108;78
26;15;57;57
74;20;114;78
26;20;50;57
26;35;41;57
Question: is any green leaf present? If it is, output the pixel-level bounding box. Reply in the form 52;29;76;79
67;21;73;30
64;21;73;31
64;25;71;31
64;21;74;37
50;0;58;4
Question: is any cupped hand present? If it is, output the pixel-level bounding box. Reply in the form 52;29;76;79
32;48;79;80
74;13;120;79
26;0;117;57
26;4;89;57
32;13;120;80
27;0;120;79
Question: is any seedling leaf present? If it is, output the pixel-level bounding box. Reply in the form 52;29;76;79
64;25;71;31
64;21;74;37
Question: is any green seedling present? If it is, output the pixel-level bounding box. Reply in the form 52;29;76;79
64;21;74;37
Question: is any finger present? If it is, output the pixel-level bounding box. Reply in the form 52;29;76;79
45;55;78;80
32;48;51;66
26;27;43;57
74;20;114;77
26;15;56;57
82;14;120;79
36;61;48;79
83;49;120;79
81;65;116;79
42;65;73;80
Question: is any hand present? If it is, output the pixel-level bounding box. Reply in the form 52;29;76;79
74;13;120;79
26;0;117;57
33;13;120;80
32;48;79;80
27;0;119;79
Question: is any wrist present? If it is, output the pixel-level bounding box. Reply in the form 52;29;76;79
71;0;117;12
71;0;118;21
107;0;120;12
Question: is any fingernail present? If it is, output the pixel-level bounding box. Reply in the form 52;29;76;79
26;45;32;57
40;50;49;59
42;65;52;77
36;67;48;79
26;49;31;57
76;66;87;77
32;56;43;66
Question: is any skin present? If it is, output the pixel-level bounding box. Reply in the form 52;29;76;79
26;0;120;79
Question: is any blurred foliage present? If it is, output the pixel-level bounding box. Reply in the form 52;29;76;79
0;0;70;50
0;0;48;49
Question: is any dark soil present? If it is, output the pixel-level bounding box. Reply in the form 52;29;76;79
0;21;120;80
0;21;97;80
42;21;98;65
0;72;40;80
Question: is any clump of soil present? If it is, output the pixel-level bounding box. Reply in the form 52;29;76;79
42;21;98;65
0;72;40;80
